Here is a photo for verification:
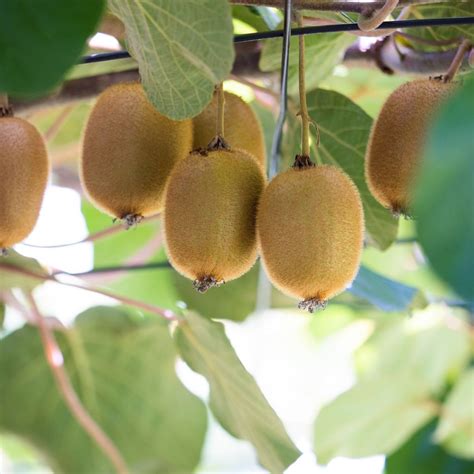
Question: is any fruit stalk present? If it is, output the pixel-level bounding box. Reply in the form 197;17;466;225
0;94;12;117
296;13;311;161
443;39;473;83
216;82;225;140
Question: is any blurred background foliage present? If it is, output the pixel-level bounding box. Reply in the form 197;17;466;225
0;1;473;473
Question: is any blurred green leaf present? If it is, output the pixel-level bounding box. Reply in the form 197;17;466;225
0;303;4;330
414;78;474;303
358;317;471;392
109;0;234;120
0;251;47;290
306;89;399;249
0;0;105;96
435;368;474;459
350;266;425;312
175;312;301;472
0;306;207;473
232;6;269;31
406;2;474;47
260;32;353;95
314;372;437;464
386;420;474;474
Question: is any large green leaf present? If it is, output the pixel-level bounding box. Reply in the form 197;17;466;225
414;78;474;302
175;312;301;473
260;31;353;95
0;0;105;96
314;372;437;464
306;89;398;249
0;306;207;473
434;369;474;459
109;0;234;120
386;420;474;474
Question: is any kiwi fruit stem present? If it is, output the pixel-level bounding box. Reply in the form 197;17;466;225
206;83;231;151
296;13;311;159
193;276;224;293
443;39;472;83
0;94;12;117
357;0;399;32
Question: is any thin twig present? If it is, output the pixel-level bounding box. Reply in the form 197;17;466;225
444;39;473;82
44;105;75;142
24;292;130;474
0;262;178;322
23;214;160;249
229;74;280;100
358;0;400;32
231;0;448;13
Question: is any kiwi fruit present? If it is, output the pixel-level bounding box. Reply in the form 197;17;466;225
366;78;455;216
81;83;193;226
193;90;266;168
257;163;364;312
163;148;265;292
0;116;49;252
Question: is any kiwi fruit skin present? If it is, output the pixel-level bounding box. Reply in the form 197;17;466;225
366;79;455;215
257;165;364;304
81;83;193;220
163;148;265;287
0;117;49;249
193;91;266;168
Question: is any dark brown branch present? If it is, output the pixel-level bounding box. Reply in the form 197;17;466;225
231;0;453;13
11;42;471;114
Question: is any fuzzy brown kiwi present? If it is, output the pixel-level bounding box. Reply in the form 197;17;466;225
193;90;266;168
0;116;49;252
81;83;193;226
163;148;265;292
257;163;364;312
365;78;455;217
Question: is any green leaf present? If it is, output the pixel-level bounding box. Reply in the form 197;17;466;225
175;312;301;472
0;303;4;330
314;372;437;464
109;0;234;120
414;78;474;302
0;251;47;290
350;266;426;312
260;32;353;95
358;318;471;392
306;89;398;249
434;368;474;459
0;306;207;473
386;420;474;474
406;2;474;47
0;0;105;96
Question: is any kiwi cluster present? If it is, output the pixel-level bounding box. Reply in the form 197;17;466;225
0;106;49;254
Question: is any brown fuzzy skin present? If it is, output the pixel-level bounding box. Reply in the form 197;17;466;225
193;91;266;168
257;165;364;306
366;79;455;215
163;148;265;288
0;118;49;248
81;83;193;219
